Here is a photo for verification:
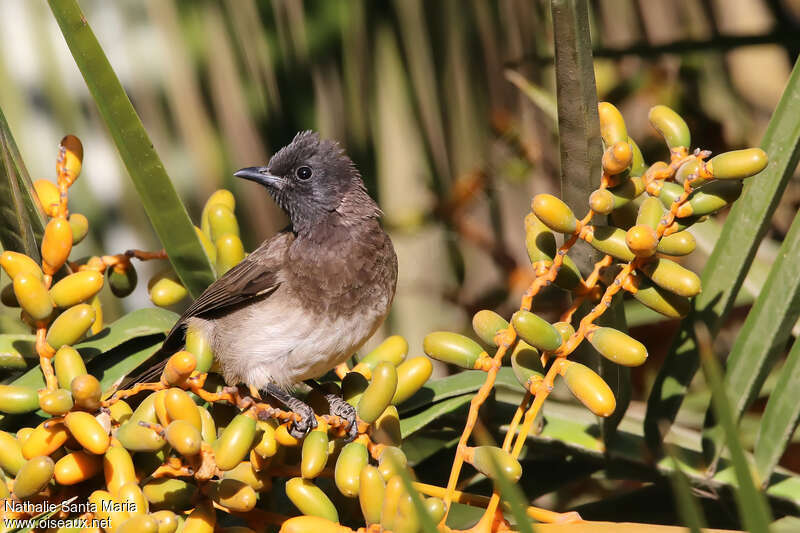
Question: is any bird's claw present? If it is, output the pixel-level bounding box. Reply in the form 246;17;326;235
327;394;359;442
288;402;318;438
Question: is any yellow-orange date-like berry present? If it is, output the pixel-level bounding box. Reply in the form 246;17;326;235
41;217;73;275
625;224;658;258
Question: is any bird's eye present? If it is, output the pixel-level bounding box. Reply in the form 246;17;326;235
296;166;313;180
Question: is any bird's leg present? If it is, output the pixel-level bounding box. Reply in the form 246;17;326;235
304;379;359;442
263;383;317;438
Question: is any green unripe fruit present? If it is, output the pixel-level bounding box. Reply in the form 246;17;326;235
359;465;385;525
524;213;556;264
632;276;691;318
636;197;664;230
392;357;433;405
598;102;627;145
13;456;54;499
656;181;685;208
224;462;271;492
301;430;329;479
471;446;522;482
553;321;575;344
185;325;214;373
151;511;180;533
587;226;635;261
587;327;648;367
165;420;202;456
510;340;543;390
143;478;198;510
335;441;369;497
208;479;257;512
676;157;705;187
532;194;578;233
554;254;585;291
13;272;53;321
68;213;89;244
213;414;257;471
108;265;138;298
425;497;446;524
0;431;25;475
216;234;245;275
116;421;166;452
708;148;768;180
657;231;696;256
648;105;690;149
511;311;562;352
39;389;73;415
563;362;616;417
472;310;509;346
54;345;87;389
50;271;104;308
357;361;398;423
423;332;484;369
677;180;742;218
629;137;647;176
0;385;39;414
640;257;701;297
286;477;339;522
148;270;188;307
46;303;95;349
378;446;408;481
358;335;408;370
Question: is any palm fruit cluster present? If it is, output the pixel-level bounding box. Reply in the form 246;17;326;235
419;102;768;531
1;138;446;533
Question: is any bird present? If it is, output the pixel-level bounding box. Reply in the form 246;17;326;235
126;131;397;439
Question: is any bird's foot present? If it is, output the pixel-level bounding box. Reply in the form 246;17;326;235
326;393;358;442
264;383;318;438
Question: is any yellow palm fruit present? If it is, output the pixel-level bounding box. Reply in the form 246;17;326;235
598;102;627;145
377;446;408;481
648;105;690;149
301;430;329;479
394;492;420;533
657;231;696;256
511;310;562;352
16;427;33;445
640;257;701;298
46;303;95;349
54;345;87;389
589;189;614;215
89;490;129;533
39;389;73;416
117;515;158;533
183;500;216;533
371;405;402;446
201;190;236;237
165;420;202;457
194;226;217;266
423;331;484;369
13;456;54;499
148;270;188;307
357;361;398;424
215;234;245;275
381;475;405;531
49;271;104;308
563;361;616;417
425;497;446;523
185;325;214;373
152;389;170;426
356;335;408;372
108;264;138;298
275;422;302;446
164;387;202;430
199;406;216;443
67;213;89;245
104;445;137;494
41;217;73;275
58;134;83;184
253;420;277;457
143;478;198;511
471;446;522;482
531;194;578;233
587;327;648;367
22;421;69;459
708;148;768;180
71;373;102;411
13;272;53;321
586;225;635;261
207;479;257;513
510;340;543;390
359;465;385;525
632;276;690;318
0;385;40;414
206;204;240;243
161;351;197;386
34;179;60;216
625;224;659;258
64;411;110;454
54;450;102;485
213;414;256;471
223;461;271;492
0;251;43;281
116;420;166;452
392;357;433;405
108;401;133;426
117;481;148;515
471;310;509;346
281;516;351;533
0;431;25;476
286;477;339;522
553;321;576;344
151;511;180;533
334;441;368;497
602;141;632;175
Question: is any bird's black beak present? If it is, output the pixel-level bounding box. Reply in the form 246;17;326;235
234;167;284;190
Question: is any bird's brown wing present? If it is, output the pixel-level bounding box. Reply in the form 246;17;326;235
118;232;292;388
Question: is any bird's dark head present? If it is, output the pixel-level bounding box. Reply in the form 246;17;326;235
235;131;379;234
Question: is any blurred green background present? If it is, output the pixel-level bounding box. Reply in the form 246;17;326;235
1;0;800;520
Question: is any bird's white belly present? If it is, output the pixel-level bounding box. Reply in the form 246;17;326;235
189;295;383;390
